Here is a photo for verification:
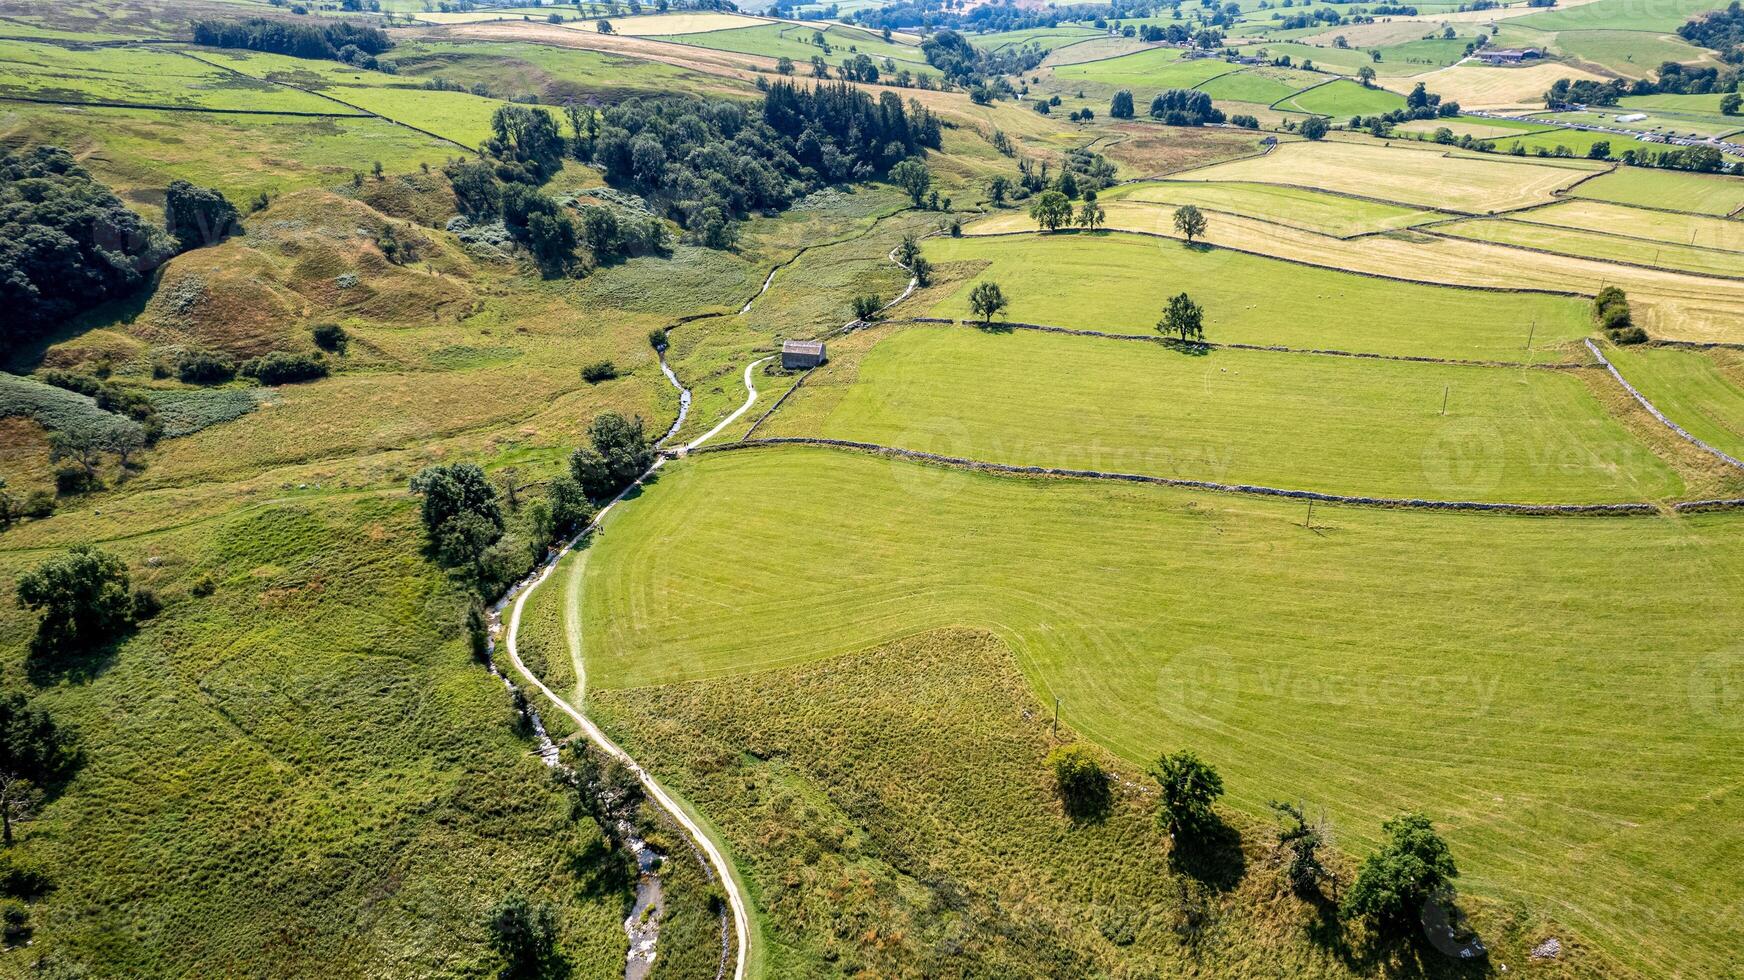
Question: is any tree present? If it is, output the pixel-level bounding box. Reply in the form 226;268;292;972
1159;292;1205;343
1587;140;1612;160
1593;285;1631;330
0;693;78;790
1148;749;1223;839
311;322;348;354
776;55;794;75
570;412;652;501
851;294;884;321
1723;92;1741;116
1029;190;1073;232
1047;744;1111;821
987;174;1010;206
560;741;644;845
596;17;613;32
15;546;135;660
1300;115;1328;140
547;475;595;537
486;892;559;978
1077;199;1105;230
1110;89;1135;118
888;159;933;207
969;281;1007;324
1342;812;1459;939
408;464;503;568
0;774;40;848
1173;204;1207;243
1357;64;1376;87
164;180;241;250
1271;800;1332;896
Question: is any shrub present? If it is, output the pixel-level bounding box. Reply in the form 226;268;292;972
648;328;668;352
1342;812;1459;938
580;360;618;383
165;180;240;249
311;323;349;354
1610;325;1648;344
242;352;328;385
175;350;237;385
14;545;135;660
1148;749;1223;840
1593;285;1631;330
1047;744;1111;821
190;574;218;598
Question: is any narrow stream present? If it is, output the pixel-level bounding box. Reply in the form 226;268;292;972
657;352;691;444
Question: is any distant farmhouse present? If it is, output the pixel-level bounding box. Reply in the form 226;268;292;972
1475;47;1543;65
781;340;827;370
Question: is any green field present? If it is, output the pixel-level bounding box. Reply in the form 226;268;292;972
1101;179;1437;236
970;25;1103;52
1193;64;1319;104
1605;344;1744;460
382;39;755;102
1052;47;1243;94
1570;165;1744;215
576;445;1744;978
762;325;1684;502
1552;28;1718;76
0;40;353;113
1485;126;1734;161
1513;0;1731;32
673;21;935;73
1433;216;1744;278
923;232;1592;359
1536;106;1742;140
1280;78;1409;116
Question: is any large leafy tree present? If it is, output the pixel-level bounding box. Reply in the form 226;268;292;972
1342;812;1460;938
1173;204;1207;243
569;412;654;501
485;893;559;978
1159;292;1205;343
408;464;504;568
15;546;135;659
1029;190;1073;232
164;180;240;250
969;280;1007;325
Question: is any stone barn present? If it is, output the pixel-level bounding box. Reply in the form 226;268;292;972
781;340;826;370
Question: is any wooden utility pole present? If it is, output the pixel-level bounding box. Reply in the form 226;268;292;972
1305;499;1314;529
1441;385;1450;416
1053;696;1060;735
1525;319;1535;351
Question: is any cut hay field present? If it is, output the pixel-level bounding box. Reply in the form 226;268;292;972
1394;114;1557;140
606;11;768;34
1569;166;1744;215
1604;344;1744;461
1512;199;1744;252
1100;179;1438;236
922;232;1593;359
574;445;1744;978
1552;28;1717;76
1430;217;1744;278
1512;0;1730;32
1278;79;1409;116
1379;61;1610;109
382;39;755;103
1167;138;1600;212
758;324;1686;502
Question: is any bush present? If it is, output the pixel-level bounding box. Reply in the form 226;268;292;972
131;588;162;621
165;180;240;250
580;360;618;383
648;328;668;352
1593;285;1631;330
311;323;349;353
190;574;217;598
176;350;237;385
1609;325;1648;344
1343;812;1459;938
1047;744;1111;821
242;352;328;385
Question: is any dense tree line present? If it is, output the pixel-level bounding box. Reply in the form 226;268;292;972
191;17;392;63
919;29;1047;87
1679;1;1744;63
1546;62;1740;106
1149;89;1225;126
0;147;175;356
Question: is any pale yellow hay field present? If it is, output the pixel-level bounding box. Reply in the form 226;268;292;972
1512;199;1744;253
1394;117;1553;140
1170;139;1596;212
1396;0;1606;24
610;12;769;34
965;209;1744;342
1380;61;1610;109
1299;20;1456;47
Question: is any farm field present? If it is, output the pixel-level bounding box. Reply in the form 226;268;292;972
1536;106;1742;139
1570;165;1744;215
1279;78;1409;116
1511;0;1730;32
669;22;934;73
1168;138;1600;212
1551;28;1717;75
1509;198;1744;252
962;207;1744;344
1604;344;1744;461
1100;179;1439;235
922;231;1593;359
1481;126;1717;160
970;25;1103;52
1429;217;1744;278
1192;64;1320;104
606;11;769;35
1051;46;1244;94
0;40;354;113
1378;61;1610;109
575;445;1744;979
759;324;1687;502
1394;114;1557;139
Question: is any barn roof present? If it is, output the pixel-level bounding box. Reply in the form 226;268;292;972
783;340;825;356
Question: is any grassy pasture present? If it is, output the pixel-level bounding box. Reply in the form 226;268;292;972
1051;47;1243;95
672;22;934;72
0;104;459;211
1552;28;1717;76
970;25;1103;51
575;445;1744;978
761;324;1684;502
1513;0;1730;32
1604;344;1744;461
1192;64;1320;103
1279;79;1409;116
606;11;768;34
1394;114;1557;139
1100;179;1437;236
1431;217;1744;278
1170;138;1597;212
1570;166;1744;216
383;39;753;102
1511;199;1744;252
0;41;349;113
1484;127;1736;160
922;231;1593;359
1536;107;1742;139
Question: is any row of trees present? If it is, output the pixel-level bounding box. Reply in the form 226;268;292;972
191;17;392;62
1051;743;1464;945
